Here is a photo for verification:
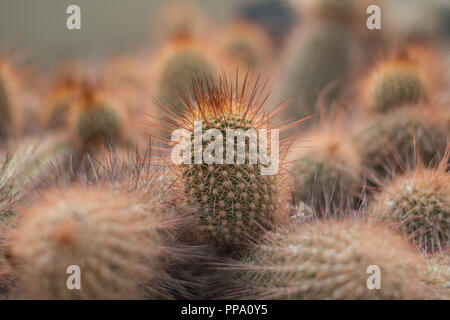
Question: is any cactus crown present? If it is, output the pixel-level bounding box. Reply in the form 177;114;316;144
155;74;293;249
371;158;450;252
228;221;425;299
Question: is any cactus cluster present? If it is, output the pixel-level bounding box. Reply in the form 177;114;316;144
291;129;362;214
281;22;352;119
165;76;291;249
227;221;426;299
5;183;191;299
370;162;450;252
355;105;449;175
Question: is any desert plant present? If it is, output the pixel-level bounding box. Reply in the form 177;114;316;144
281;22;352;119
369;159;449;252
290;128;362;214
5;183;196;299
69;83;125;149
157;75;293;249
154;34;219;115
0;58;18;140
354;105;449;176
226;220;427;299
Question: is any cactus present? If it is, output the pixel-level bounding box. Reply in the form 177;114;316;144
155;36;219;114
291;129;362;214
281;22;352;119
5;184;193;299
70;83;125;148
41;75;80;130
222;21;272;71
163;75;292;249
227;221;426;299
304;0;356;22
0;59;18;140
364;61;428;113
355;105;449;175
370;161;449;252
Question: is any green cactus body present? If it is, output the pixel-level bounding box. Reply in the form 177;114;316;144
181;116;283;248
355;106;449;175
282;23;352;119
291;133;361;213
230;221;425;299
369;67;426;112
371;167;449;252
170;78;290;249
77;103;121;145
158;49;217;113
7;185;180;299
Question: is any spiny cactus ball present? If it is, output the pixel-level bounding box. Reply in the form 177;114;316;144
291;129;362;214
167;76;291;249
365;62;427;112
6;184;182;299
229;221;426;299
355;105;449;175
71;85;124;147
155;36;218;114
370;164;450;252
281;22;352;119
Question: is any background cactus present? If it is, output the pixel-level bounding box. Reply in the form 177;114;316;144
370;161;449;252
0;59;18;141
164;76;291;249
70;83;125;149
280;22;352;119
364;61;428;112
354;105;449;176
154;35;219;115
290;128;362;214
41;75;80;130
226;221;427;299
221;20;272;72
5;183;193;299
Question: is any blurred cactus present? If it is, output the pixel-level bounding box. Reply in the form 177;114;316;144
370;160;449;252
0;59;18;140
164;76;291;249
154;35;219;114
41;75;80;130
222;20;272;71
281;22;352;119
364;60;428;112
6;184;191;299
355;105;449;175
227;221;426;299
291;128;362;214
70;83;125;148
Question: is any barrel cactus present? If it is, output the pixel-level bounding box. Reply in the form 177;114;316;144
5;184;193;299
291;128;362;213
370;161;449;252
165;75;292;249
281;22;352;119
354;105;449;175
154;35;219;114
227;221;427;299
